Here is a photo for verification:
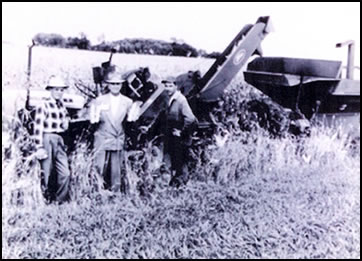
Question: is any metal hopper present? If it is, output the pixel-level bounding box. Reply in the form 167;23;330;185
244;56;360;131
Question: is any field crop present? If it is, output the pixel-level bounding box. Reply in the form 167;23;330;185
2;44;360;258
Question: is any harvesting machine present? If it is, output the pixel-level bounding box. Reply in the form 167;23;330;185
18;16;360;151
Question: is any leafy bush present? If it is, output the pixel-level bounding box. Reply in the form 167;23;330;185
66;35;91;50
33;33;66;48
33;33;217;57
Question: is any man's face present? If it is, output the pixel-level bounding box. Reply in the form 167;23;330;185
108;82;122;95
50;87;65;100
163;81;177;97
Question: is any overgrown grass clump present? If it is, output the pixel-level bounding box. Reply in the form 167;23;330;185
2;121;360;258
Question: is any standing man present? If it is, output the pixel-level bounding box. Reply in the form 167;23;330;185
90;70;138;193
161;76;198;188
33;75;71;204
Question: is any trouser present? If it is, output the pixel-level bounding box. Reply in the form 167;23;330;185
164;136;189;184
101;150;129;193
39;133;70;203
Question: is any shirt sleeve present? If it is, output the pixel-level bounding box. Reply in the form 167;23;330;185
181;97;197;130
33;103;46;149
126;100;142;122
89;98;102;124
62;106;70;130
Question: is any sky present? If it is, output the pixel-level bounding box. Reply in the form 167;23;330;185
2;2;360;69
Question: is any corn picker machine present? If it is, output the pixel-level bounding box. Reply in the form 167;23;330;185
16;16;360;153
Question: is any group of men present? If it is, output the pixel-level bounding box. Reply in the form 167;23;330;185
33;71;198;204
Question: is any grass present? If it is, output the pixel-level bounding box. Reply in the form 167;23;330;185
2;123;360;258
2;45;360;259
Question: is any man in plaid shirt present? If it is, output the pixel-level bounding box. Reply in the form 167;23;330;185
33;75;71;204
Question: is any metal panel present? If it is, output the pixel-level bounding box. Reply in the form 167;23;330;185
247;57;342;78
198;16;272;102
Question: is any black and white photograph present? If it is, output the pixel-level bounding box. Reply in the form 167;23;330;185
2;2;360;259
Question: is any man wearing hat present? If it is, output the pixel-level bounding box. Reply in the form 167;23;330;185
160;76;198;188
33;75;71;204
90;69;137;193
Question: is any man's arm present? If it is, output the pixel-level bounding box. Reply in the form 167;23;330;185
177;96;198;141
33;103;48;159
33;103;45;149
89;97;102;124
61;105;70;130
126;100;142;122
181;97;197;130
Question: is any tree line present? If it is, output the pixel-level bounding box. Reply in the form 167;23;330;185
32;33;221;59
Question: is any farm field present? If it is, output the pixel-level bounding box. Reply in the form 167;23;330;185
2;43;215;89
2;43;215;116
2;43;360;259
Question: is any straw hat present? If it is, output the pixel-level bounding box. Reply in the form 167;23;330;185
104;70;123;84
45;75;68;90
